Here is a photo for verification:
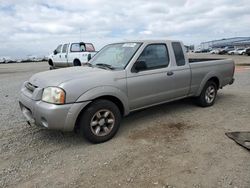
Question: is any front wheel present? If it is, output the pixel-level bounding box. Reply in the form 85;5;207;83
79;100;121;143
195;81;217;107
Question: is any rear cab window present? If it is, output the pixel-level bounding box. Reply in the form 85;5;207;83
70;43;86;52
172;42;186;66
136;44;170;71
85;43;95;52
70;43;95;52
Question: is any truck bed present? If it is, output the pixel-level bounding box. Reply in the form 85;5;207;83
188;58;224;63
188;58;235;96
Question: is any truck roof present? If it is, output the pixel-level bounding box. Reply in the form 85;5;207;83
118;39;182;43
59;42;94;45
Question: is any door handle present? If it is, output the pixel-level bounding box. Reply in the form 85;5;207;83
167;71;174;76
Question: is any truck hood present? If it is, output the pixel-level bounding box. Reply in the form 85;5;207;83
29;66;107;88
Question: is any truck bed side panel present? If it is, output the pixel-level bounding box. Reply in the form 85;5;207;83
189;59;234;96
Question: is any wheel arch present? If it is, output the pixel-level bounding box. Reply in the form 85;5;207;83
73;58;81;66
73;86;129;131
74;95;127;131
195;74;221;96
207;77;220;89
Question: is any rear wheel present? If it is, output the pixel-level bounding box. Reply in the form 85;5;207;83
79;100;121;143
73;59;81;66
195;81;217;107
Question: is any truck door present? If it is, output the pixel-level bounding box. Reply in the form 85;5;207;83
67;43;82;66
53;44;62;66
85;43;96;61
59;43;69;67
127;44;175;110
168;42;191;98
79;43;89;64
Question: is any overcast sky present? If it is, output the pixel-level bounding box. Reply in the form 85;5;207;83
0;0;250;58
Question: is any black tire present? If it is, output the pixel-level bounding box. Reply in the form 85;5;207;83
73;59;81;66
195;81;217;107
48;59;53;66
48;59;54;70
79;99;121;143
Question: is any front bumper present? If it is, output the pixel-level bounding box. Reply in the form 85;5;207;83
19;92;90;131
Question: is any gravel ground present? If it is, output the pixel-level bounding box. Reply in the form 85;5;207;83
0;55;250;188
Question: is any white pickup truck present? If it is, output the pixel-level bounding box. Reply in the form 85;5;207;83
48;42;97;69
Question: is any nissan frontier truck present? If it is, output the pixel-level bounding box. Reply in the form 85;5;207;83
19;40;235;143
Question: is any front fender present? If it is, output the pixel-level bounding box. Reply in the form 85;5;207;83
76;86;129;115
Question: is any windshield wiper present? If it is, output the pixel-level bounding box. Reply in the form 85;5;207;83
95;63;115;70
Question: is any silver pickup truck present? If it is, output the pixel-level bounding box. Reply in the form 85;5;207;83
19;40;235;143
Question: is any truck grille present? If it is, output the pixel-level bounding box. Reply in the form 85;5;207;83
25;82;37;93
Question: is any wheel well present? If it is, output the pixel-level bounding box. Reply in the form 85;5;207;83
48;59;53;66
74;95;125;131
94;96;125;115
73;59;81;66
208;77;220;89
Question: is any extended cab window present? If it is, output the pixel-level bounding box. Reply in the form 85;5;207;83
62;44;68;53
172;42;185;66
137;44;169;70
71;43;86;52
85;43;95;52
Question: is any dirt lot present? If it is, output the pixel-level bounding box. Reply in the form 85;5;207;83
0;54;250;188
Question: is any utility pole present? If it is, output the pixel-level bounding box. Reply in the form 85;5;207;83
80;28;82;42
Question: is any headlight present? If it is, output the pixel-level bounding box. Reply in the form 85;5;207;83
42;87;65;104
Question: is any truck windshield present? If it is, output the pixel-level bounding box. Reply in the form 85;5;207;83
90;43;142;69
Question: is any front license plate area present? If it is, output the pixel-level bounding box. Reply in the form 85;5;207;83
20;103;35;125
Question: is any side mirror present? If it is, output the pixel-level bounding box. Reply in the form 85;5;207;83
87;54;92;61
53;50;57;55
133;60;147;73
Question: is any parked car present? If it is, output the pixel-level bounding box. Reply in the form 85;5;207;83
218;46;235;55
201;49;210;53
228;48;246;55
194;49;202;53
237;48;247;55
210;49;220;54
245;48;250;56
19;40;235;143
0;57;14;63
48;42;97;69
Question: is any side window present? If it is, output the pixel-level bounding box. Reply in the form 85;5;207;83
71;43;86;52
55;45;62;53
172;42;185;66
85;43;95;52
62;44;68;53
137;44;169;70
